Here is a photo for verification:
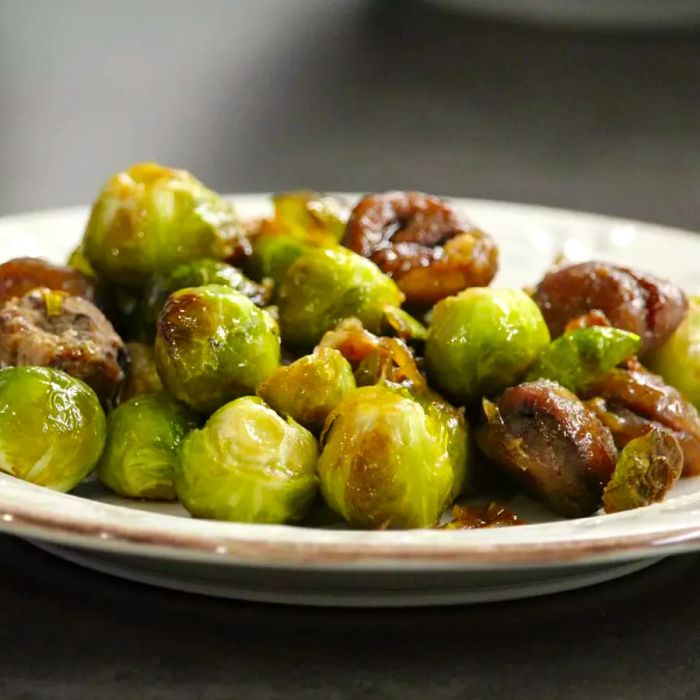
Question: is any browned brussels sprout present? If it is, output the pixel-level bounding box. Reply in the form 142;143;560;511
317;384;462;529
257;347;356;434
82;163;249;288
154;285;280;413
278;247;404;350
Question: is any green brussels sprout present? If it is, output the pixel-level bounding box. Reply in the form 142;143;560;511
0;366;105;491
244;233;311;290
526;327;641;392
119;342;163;402
602;427;683;514
177;396;318;523
425;288;550;404
647;296;700;408
317;384;457;528
154;285;280;413
271;190;349;244
82;163;247;288
144;258;271;337
98;393;198;500
278;247;405;349
257;347;356;433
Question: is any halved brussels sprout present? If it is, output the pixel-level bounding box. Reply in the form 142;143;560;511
144;258;271;337
257;347;356;434
0;366;105;491
98;393;199;500
647;296;700;408
602;427;683;513
155;285;280;413
82;163;248;287
425;288;550;404
177;396;318;523
119;342;163;402
526;326;641;392
278;247;405;349
317;384;457;528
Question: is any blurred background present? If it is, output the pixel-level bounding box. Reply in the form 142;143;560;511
1;0;699;229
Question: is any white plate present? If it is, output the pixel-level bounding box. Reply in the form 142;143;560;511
1;195;700;607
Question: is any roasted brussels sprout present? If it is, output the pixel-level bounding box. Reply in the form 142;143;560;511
278;247;404;349
647;297;700;408
317;384;458;528
0;257;95;304
144;258;271;337
257;347;356;434
82;163;249;287
177;396;318;523
425;288;550;404
0;366;105;491
119;342;163;402
98;393;198;500
602;427;683;514
270;190;349;244
525;326;641;392
154;284;280;413
244;234;310;291
476;380;618;518
380;305;428;344
0;287;127;406
66;244;96;277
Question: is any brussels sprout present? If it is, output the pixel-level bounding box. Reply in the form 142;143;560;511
154;285;280;413
82;163;248;288
0;366;105;491
177;396;318;523
257;347;356;433
317;384;457;528
271;190;349;244
278;247;405;349
144;258;271;337
244;234;311;290
98;393;198;500
602;427;683;514
119;342;163;402
647;297;700;408
526;327;641;392
425;288;550;404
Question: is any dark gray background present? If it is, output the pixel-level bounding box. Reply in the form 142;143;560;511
1;1;700;698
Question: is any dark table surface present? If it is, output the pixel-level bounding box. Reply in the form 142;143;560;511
1;1;700;698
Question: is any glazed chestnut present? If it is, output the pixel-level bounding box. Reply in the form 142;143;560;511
533;261;687;354
0;257;95;304
343;191;498;306
476;380;618;518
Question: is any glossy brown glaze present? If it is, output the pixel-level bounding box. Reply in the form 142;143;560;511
533;261;687;353
342;192;498;306
583;367;700;475
441;503;523;529
564;310;612;332
0;257;95;304
476;380;618;518
0;287;126;406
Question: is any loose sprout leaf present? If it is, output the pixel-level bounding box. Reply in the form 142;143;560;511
526;326;641;392
602;427;683;514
